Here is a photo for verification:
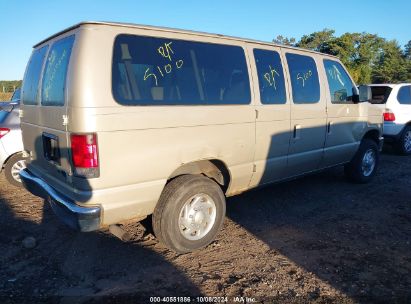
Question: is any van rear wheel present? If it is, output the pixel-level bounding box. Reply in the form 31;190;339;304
4;153;28;187
152;175;226;253
344;139;379;184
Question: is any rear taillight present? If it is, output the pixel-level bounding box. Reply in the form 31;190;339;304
0;128;10;139
383;111;396;122
70;133;99;178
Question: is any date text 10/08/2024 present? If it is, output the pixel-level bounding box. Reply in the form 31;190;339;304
149;296;257;303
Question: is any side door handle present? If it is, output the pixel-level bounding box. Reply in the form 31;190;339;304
293;124;301;139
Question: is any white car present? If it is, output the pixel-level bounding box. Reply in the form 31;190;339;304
0;88;27;186
369;83;411;154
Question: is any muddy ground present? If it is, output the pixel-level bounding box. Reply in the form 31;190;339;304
0;148;410;303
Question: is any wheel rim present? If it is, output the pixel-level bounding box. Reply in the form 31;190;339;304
404;131;411;153
361;149;376;177
11;160;26;183
178;193;217;241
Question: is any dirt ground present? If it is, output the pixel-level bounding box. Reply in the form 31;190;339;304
0;92;13;102
0;147;410;304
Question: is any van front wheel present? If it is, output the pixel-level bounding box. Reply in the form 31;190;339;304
344;139;379;184
153;175;226;253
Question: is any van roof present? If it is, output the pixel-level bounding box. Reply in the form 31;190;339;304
34;21;338;59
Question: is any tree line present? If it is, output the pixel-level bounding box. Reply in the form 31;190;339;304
0;80;22;93
274;29;411;84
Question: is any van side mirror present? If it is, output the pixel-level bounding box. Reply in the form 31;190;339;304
353;85;372;103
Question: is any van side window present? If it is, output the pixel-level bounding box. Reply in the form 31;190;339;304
22;46;48;105
324;59;355;104
253;49;286;104
397;86;411;104
285;53;320;104
41;35;75;106
112;35;251;105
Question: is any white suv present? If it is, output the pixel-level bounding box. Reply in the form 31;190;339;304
369;83;411;154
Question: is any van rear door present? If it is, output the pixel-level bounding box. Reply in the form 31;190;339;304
21;35;76;186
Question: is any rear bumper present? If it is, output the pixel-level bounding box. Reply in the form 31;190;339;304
19;168;101;232
383;122;404;139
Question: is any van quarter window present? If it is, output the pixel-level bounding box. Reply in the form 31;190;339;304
285;53;320;104
112;35;251;105
253;49;286;104
41;35;75;106
324;59;355;104
22;46;48;105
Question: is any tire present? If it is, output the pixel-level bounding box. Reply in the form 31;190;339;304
344;139;379;184
395;126;411;155
152;175;226;253
4;153;28;187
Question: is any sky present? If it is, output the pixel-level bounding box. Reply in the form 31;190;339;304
1;0;410;80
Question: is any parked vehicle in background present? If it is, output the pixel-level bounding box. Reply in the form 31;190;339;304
0;88;27;187
369;83;411;154
19;22;383;253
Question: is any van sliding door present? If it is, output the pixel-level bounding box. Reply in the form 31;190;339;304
248;45;291;187
283;51;327;176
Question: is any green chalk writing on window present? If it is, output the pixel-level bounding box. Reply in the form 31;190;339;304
297;70;312;87
327;65;345;86
143;41;184;86
144;68;158;86
263;65;280;90
158;42;174;61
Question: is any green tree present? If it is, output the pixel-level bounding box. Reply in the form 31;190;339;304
296;29;335;52
404;40;411;60
372;40;408;83
273;35;296;46
325;33;384;84
0;80;22;93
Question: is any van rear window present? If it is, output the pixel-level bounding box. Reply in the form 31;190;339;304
112;35;251;105
41;35;75;106
22;46;48;105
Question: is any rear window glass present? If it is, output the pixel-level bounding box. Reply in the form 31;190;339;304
112;35;251;105
369;86;393;104
41;35;75;106
286;53;320;104
22;46;48;105
397;86;411;105
253;49;286;104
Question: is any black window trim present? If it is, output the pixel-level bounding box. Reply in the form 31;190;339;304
285;52;321;104
111;33;252;106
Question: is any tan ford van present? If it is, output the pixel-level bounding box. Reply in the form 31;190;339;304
19;22;383;253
